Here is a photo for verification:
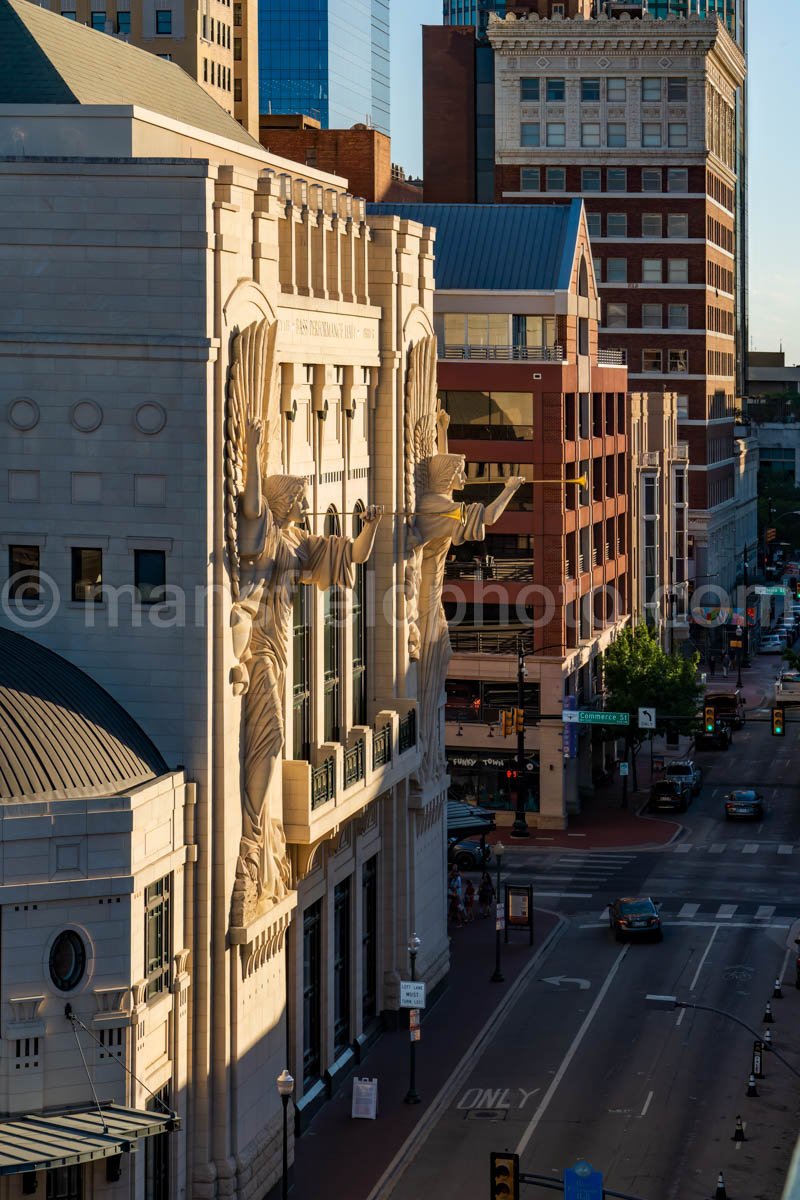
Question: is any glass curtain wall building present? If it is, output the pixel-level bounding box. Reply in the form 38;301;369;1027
443;0;505;40
258;0;389;134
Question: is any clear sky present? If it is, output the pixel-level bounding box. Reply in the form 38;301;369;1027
390;1;800;366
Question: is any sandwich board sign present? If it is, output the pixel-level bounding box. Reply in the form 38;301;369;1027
351;1077;378;1120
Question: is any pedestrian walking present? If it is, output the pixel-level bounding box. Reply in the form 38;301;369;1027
708;653;716;677
721;651;731;677
448;866;465;927
463;879;475;923
478;871;494;918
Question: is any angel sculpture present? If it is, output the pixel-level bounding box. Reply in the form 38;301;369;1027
404;335;525;789
225;319;382;927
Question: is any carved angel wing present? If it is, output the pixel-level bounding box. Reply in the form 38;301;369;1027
224;318;280;599
404;334;441;521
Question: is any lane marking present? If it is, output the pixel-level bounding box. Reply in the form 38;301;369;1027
674;844;692;854
675;1007;686;1027
779;845;793;855
640;1090;654;1119
515;945;630;1158
579;920;792;930
743;843;758;855
780;944;793;985
690;925;720;992
709;844;726;854
716;904;737;920
678;903;700;919
755;906;776;921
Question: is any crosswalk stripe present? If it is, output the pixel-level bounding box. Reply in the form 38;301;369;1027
709;844;726;854
755;906;776;920
778;845;793;855
742;843;758;854
597;909;610;923
716;904;737;919
678;903;700;918
674;844;692;853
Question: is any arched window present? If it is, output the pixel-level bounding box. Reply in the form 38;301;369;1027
323;508;342;742
352;504;368;726
578;256;589;297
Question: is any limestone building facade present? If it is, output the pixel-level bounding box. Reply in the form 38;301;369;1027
0;3;450;1196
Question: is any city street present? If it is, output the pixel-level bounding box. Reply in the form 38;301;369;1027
380;679;800;1200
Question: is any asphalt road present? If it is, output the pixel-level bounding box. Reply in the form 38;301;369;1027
386;683;800;1200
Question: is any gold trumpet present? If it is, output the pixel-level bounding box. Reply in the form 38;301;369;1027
461;475;588;488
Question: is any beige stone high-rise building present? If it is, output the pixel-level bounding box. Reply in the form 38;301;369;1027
30;0;259;135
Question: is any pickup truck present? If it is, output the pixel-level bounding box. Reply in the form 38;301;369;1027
664;759;703;796
775;671;800;703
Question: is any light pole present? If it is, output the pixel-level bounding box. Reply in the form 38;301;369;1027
490;842;505;983
511;637;531;838
403;932;421;1105
276;1069;294;1200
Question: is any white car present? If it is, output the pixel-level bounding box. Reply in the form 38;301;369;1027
760;636;786;654
775;671;800;702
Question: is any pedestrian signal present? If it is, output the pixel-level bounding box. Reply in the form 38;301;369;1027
772;707;785;737
500;711;513;737
505;769;518;781
490;1151;519;1200
704;706;715;734
515;707;524;734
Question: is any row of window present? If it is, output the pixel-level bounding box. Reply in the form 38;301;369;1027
605;302;690;329
201;13;230;46
518;166;690;194
707;350;735;377
519;76;689;104
520;121;688;150
707;171;735;213
596;257;690;284
708;261;735;294
586;212;690;239
564;393;628;444
7;546;167;605
641;349;690;374
708;305;735;336
707;216;735;253
203;58;232;91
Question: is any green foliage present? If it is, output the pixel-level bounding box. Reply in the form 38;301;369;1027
782;646;800;672
603;625;703;741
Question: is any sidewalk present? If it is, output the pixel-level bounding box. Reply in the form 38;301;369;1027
291;906;562;1200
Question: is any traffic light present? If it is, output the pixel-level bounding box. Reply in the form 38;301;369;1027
704;706;715;734
490;1151;519;1200
514;707;524;734
795;579;800;602
505;768;518;781
772;706;785;737
500;710;513;737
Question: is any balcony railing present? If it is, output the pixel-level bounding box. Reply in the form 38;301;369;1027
640;451;660;468
373;725;392;769
311;757;336;810
441;343;564;362
597;349;626;366
675;442;689;460
444;558;534;582
399;709;417;753
344;738;365;789
447;423;534;442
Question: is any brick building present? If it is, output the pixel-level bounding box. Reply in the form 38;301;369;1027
370;199;630;828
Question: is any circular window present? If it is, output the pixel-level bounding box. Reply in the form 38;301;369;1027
49;930;87;992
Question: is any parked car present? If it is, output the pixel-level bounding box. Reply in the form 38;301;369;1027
447;837;491;870
724;789;765;821
608;896;663;942
775;671;800;702
649;779;691;813
664;759;703;796
760;635;787;654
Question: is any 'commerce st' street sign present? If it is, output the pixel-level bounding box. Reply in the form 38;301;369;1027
755;585;788;596
561;709;630;727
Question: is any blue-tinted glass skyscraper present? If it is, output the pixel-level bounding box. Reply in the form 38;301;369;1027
443;0;505;40
259;0;390;135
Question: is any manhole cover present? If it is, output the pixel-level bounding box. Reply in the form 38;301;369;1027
464;1109;507;1122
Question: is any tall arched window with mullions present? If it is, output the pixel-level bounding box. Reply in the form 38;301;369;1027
292;582;311;760
323;507;342;742
352;503;368;726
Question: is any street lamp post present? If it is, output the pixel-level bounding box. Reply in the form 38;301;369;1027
511;637;530;838
276;1069;295;1200
490;842;505;983
403;933;421;1105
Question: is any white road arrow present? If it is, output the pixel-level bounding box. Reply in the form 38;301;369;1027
541;975;591;990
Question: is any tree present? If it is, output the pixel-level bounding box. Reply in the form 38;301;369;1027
602;626;703;789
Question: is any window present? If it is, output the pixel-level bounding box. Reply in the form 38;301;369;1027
606;258;627;283
642;304;662;328
606;213;627;238
234;36;242;61
61;10;77;17
607;168;627;192
668;349;689;373
145;877;171;999
581;167;601;190
667;212;688;238
668;303;689;328
605;303;627;328
520;167;540;191
362;857;378;1024
333;879;351;1056
90;11;106;29
520;122;540;147
642;168;662;192
46;1167;82;1200
352;510;368;727
520;77;540;102
546;78;565;102
134;549;166;604
49;930;86;992
642;77;661;102
578;317;589;357
642;258;662;283
581;123;601;148
642;122;662;147
546;122;565;147
323;511;342;742
667;258;689;283
155;9;172;34
607;78;626;102
668;122;688;147
667;167;688;192
8;544;40;602
668;77;688;102
234;77;242;102
545;167;565;191
607;122;626;147
642;213;662;237
233;1;242;24
203;57;208;81
116;10;130;33
581;78;600;102
292;585;311;760
71;547;102;602
643;349;663;372
586;211;601;238
303;900;322;1086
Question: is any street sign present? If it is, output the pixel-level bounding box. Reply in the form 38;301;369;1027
755;584;785;596
564;1160;603;1200
753;1039;764;1079
562;709;630;726
618;762;629;777
399;981;426;1009
729;639;743;649
638;706;656;729
495;901;505;932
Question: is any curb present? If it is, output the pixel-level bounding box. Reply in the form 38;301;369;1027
364;910;568;1200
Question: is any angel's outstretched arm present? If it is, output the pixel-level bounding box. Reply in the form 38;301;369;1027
242;419;264;521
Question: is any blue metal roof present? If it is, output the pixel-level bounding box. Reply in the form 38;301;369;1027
367;201;583;292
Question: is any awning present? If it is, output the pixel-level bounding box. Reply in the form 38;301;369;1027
0;1103;179;1176
447;799;496;837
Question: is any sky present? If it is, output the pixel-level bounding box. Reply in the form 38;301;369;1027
389;0;800;367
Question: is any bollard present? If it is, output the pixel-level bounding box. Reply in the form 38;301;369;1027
734;1114;745;1141
763;1000;775;1023
746;1072;758;1097
763;1028;774;1051
715;1169;728;1199
773;977;783;1000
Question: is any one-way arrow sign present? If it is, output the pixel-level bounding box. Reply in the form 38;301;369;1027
541;975;591;990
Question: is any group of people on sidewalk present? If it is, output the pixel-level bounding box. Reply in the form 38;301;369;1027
706;650;733;678
448;864;495;927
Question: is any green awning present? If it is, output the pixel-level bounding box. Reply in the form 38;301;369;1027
0;1103;178;1175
